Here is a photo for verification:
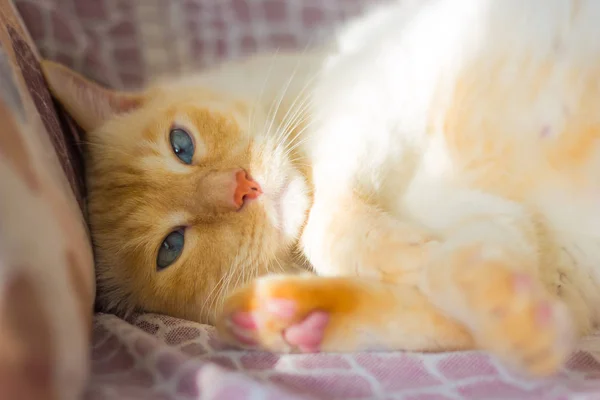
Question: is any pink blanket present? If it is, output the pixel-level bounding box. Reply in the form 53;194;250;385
87;313;600;399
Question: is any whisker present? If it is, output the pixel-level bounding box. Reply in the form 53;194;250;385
278;97;322;154
231;260;244;295
276;68;322;145
267;41;318;145
283;123;316;156
199;269;228;321
273;256;287;274
210;263;237;320
282;115;314;153
265;70;300;146
274;75;316;143
248;49;281;146
285;138;311;157
286;160;312;169
277;100;313;149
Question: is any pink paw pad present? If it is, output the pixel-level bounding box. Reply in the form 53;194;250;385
511;273;555;327
535;302;553;326
284;311;330;353
513;273;534;293
229;311;258;346
231;311;257;330
263;298;330;352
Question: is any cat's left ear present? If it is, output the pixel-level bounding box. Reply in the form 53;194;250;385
40;60;144;132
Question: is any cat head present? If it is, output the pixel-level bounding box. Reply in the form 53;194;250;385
41;61;311;323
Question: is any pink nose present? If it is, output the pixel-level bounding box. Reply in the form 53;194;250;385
233;170;262;209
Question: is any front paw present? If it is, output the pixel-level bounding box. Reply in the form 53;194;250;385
216;274;361;353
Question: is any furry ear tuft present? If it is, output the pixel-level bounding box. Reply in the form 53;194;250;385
40;60;143;132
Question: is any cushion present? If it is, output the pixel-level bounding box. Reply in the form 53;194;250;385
14;0;368;89
0;0;94;399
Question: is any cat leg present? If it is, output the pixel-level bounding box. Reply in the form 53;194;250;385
301;193;439;285
408;184;576;376
216;274;474;353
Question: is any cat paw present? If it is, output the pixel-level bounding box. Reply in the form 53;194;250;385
449;247;575;376
226;305;329;352
482;274;573;376
216;275;358;353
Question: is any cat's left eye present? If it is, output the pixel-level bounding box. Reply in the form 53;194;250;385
170;128;194;164
157;229;185;271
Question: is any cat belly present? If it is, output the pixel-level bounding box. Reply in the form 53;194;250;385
396;50;600;336
432;0;600;191
423;60;600;332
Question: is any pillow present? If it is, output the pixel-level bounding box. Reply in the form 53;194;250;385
0;1;94;399
15;0;369;89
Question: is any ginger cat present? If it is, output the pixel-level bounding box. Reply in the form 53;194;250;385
42;0;600;378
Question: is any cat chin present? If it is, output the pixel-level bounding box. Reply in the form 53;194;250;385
258;173;310;243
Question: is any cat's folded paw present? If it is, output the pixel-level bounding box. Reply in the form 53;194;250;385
215;274;358;353
478;272;574;376
446;246;576;376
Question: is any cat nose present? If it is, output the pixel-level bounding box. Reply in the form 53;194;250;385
233;169;262;209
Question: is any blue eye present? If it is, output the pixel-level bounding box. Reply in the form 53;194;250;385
157;229;185;270
170;128;194;164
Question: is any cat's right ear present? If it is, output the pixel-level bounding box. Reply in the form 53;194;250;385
40;60;144;132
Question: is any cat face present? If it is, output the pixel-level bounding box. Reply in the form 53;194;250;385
41;61;311;323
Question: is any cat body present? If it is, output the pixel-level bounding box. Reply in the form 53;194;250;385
43;0;600;377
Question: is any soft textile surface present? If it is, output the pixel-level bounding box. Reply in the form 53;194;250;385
15;0;368;90
90;313;600;400
0;1;94;399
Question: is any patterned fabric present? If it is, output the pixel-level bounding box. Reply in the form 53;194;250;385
11;0;600;399
15;0;370;90
90;313;600;400
0;1;94;399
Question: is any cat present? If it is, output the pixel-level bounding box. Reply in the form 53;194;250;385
42;0;600;378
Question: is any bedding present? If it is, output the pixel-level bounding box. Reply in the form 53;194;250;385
9;1;600;399
89;313;600;399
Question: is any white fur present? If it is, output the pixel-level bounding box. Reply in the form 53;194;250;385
302;0;600;332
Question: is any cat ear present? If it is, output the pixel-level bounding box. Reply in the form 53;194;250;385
40;60;143;132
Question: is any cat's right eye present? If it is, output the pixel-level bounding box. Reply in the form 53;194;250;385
157;229;185;271
169;128;194;165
